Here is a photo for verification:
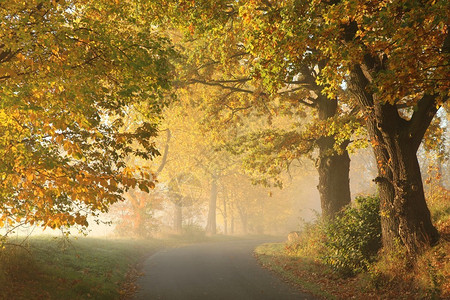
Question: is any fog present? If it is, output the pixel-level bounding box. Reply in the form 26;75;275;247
0;146;382;241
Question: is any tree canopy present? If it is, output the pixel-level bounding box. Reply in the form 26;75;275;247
0;0;174;230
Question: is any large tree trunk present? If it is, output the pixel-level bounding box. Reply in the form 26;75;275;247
205;176;218;235
376;141;439;254
349;64;440;255
317;136;351;218
368;106;439;255
316;95;352;218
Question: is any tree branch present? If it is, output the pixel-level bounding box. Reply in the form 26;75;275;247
409;94;446;151
189;78;255;94
156;129;171;175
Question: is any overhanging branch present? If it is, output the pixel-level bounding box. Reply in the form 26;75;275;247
189;78;255;94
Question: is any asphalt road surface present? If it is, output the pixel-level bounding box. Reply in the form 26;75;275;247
134;238;316;300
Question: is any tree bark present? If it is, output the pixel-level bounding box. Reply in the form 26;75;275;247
317;136;351;218
316;95;352;218
370;109;439;255
156;129;171;174
205;175;218;235
349;64;440;255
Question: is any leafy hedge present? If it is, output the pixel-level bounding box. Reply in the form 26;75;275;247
322;195;382;276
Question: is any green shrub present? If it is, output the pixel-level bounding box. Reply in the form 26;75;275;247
322;195;382;276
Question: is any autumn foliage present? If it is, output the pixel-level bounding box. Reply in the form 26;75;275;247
0;1;173;230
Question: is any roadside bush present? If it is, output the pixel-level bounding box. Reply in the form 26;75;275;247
182;224;205;238
322;195;381;276
285;219;327;259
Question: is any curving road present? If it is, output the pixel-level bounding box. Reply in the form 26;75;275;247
134;238;316;300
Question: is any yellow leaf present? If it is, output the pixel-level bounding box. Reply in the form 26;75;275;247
26;172;34;182
16;53;25;61
55;135;63;144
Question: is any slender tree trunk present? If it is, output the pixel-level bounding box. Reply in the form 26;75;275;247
230;217;234;234
223;194;228;235
156;129;171;174
174;203;182;234
241;214;248;234
238;206;248;234
205;175;218;235
257;199;264;234
316;96;352;218
134;210;143;237
349;64;440;255
230;203;235;235
128;190;145;237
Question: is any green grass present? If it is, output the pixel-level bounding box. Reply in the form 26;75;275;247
0;233;262;300
0;236;169;300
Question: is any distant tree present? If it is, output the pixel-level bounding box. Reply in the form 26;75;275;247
168;172;202;234
110;129;172;238
111;187;164;238
218;173;295;235
154;85;243;235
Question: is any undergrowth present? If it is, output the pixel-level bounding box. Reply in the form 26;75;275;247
286;195;381;276
261;189;450;299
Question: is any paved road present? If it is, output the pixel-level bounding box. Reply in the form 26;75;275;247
134;238;316;300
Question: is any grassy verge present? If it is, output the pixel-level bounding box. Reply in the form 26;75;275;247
255;243;336;299
0;236;173;300
256;237;450;299
0;233;263;300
